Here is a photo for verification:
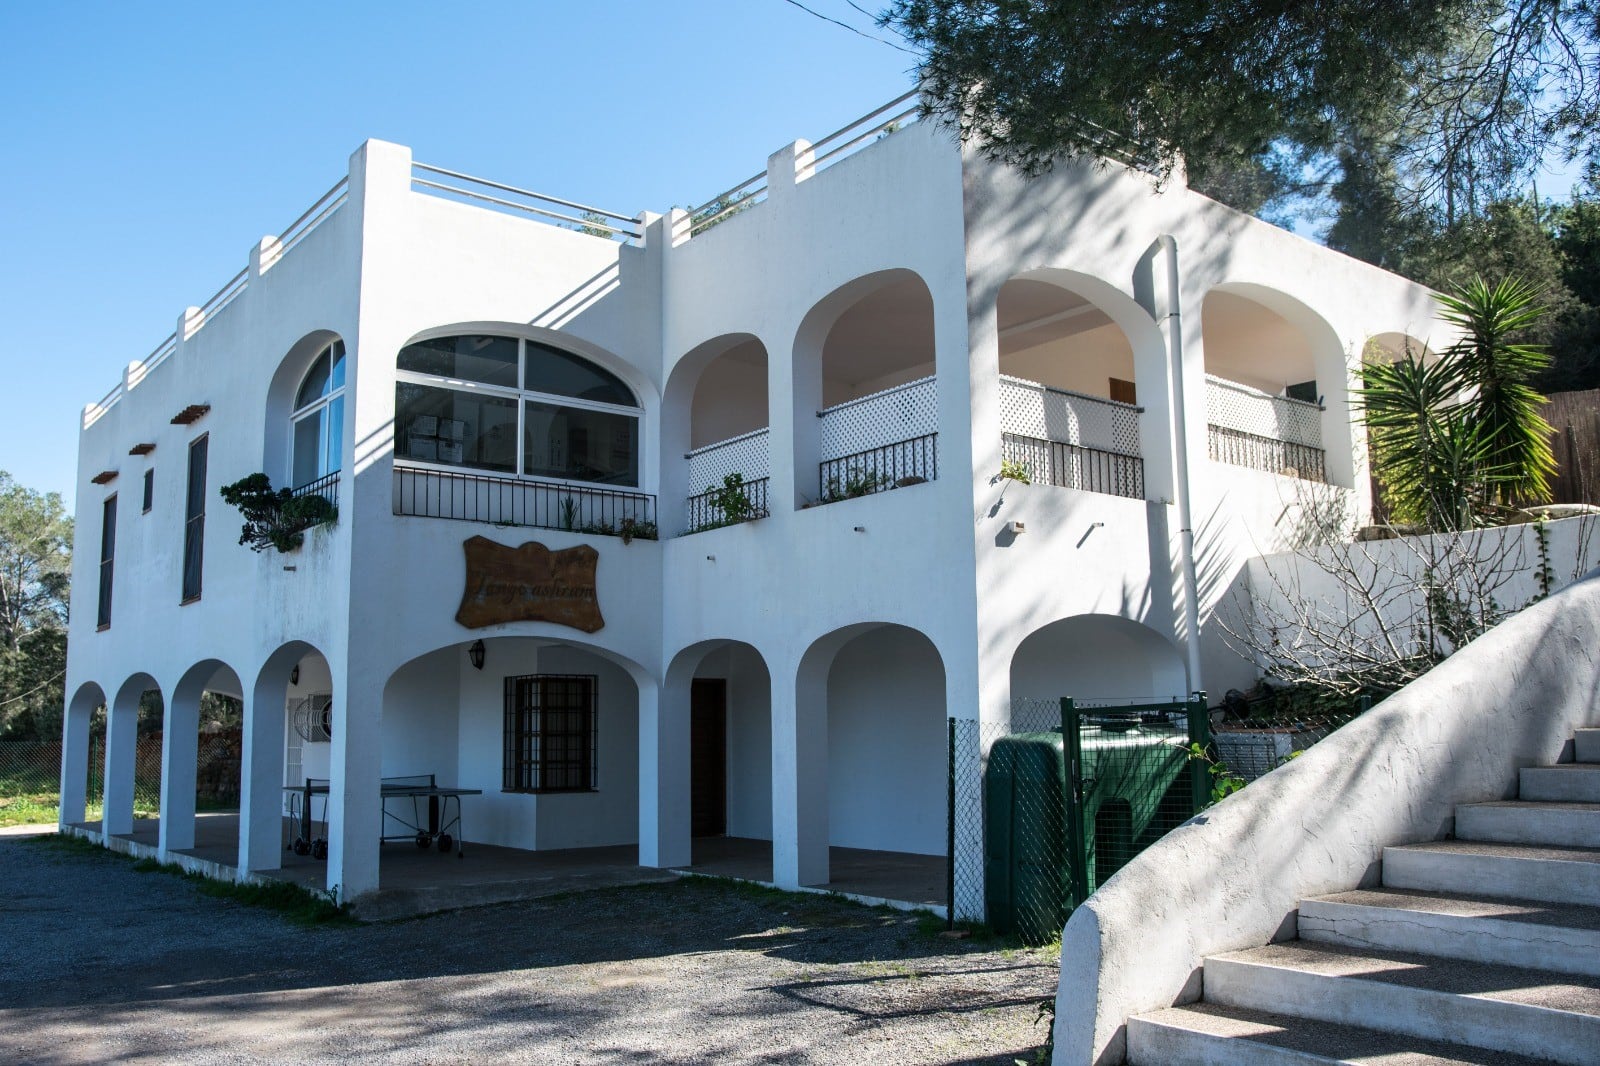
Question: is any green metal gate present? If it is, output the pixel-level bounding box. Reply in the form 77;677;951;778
981;693;1208;943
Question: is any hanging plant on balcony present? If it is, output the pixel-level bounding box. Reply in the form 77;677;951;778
219;473;338;553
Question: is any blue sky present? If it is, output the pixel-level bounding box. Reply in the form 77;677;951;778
0;1;919;508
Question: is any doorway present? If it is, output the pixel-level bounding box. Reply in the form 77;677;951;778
691;679;727;837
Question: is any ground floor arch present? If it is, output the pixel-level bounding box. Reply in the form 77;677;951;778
1009;614;1188;715
58;681;106;827
160;658;244;854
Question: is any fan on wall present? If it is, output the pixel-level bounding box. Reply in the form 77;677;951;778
291;693;334;743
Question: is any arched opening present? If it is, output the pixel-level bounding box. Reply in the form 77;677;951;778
663;335;771;534
391;329;655;536
160;660;244;856
1360;332;1441;523
242;642;331;876
100;673;162;840
794;272;938;506
263;330;344;492
59;681;106;828
782;623;947;907
1201;286;1352;486
290;340;345;492
662;640;773;879
1009;614;1188;719
996;274;1153;499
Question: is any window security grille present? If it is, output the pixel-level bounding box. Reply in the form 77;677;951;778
503;674;597;792
182;435;207;602
97;495;116;629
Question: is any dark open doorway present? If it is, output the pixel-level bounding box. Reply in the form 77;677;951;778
691;678;727;837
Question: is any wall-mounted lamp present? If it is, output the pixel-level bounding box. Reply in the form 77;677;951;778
289;664;300;686
853;526;867;533
468;639;486;671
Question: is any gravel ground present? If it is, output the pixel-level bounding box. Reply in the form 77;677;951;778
0;837;1059;1065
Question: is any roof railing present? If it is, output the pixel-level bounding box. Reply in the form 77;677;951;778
410;162;642;240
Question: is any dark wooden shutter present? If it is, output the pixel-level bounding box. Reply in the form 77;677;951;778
182;435;207;602
97;495;116;629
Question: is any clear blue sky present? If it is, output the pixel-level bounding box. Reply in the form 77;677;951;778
0;1;919;509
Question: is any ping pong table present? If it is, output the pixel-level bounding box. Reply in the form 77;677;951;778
284;774;483;859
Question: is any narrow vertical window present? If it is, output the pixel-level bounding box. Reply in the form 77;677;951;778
96;495;116;630
182;435;207;603
141;469;154;514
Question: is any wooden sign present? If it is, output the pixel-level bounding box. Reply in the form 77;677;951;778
455;536;604;633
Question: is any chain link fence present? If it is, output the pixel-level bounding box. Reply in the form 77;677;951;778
949;692;1369;944
0;728;241;828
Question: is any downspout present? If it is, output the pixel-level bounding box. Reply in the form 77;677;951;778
1153;234;1204;693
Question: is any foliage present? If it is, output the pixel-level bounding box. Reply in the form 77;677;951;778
0;471;71;739
998;458;1032;484
1358;278;1555;528
688;189;754;235
822;467;891;502
1437;276;1559;505
574;211;616;239
1186;742;1247;805
690;472;764;533
576;517;659;543
887;1;1599;222
218;474;337;554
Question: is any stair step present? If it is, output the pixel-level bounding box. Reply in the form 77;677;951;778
1382;840;1600;905
1577;728;1600;764
1521;764;1600;803
1299;887;1600;978
1204;940;1600;1066
1129;1002;1557;1065
1456;800;1600;848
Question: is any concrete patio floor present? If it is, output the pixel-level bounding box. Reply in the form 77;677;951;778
66;815;948;918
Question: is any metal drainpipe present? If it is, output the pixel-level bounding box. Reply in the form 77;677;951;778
1153;234;1204;693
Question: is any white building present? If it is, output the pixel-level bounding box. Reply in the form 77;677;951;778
60;94;1441;912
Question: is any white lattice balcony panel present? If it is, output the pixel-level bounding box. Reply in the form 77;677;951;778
998;376;1142;457
1204;375;1323;449
686;428;770;496
819;375;938;462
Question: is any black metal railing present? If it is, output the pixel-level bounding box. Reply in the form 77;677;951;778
818;434;938;504
684;476;770;534
1003;432;1144;500
289;470;340;509
1208;424;1327;483
394;466;657;539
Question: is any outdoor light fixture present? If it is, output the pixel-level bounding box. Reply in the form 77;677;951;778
290;664;300;686
468;640;486;671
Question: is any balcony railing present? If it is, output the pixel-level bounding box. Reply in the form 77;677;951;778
394;466;657;539
998;376;1144;499
1205;375;1326;482
816;375;938;503
687;428;770;495
290;470;340;510
685;476;771;533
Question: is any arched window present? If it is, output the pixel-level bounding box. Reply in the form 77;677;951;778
291;341;345;488
395;334;642;487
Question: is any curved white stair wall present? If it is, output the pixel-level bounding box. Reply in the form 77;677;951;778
1053;568;1600;1065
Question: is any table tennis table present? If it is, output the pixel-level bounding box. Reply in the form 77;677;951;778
284;774;483;859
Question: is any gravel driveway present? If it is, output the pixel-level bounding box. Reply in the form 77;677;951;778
0;836;1059;1065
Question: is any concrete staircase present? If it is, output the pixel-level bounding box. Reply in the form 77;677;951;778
1126;728;1600;1065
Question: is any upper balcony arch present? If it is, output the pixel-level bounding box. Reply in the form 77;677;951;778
264;330;346;493
390;324;658;539
995;270;1169;501
1200;282;1355;488
792;269;940;508
663;333;771;535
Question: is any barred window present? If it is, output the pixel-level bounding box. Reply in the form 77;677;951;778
504;674;597;793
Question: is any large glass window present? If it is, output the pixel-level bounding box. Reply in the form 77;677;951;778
291;341;345;488
395;335;642;487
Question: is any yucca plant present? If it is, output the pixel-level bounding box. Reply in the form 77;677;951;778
1435;277;1557;508
1358;276;1555;530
